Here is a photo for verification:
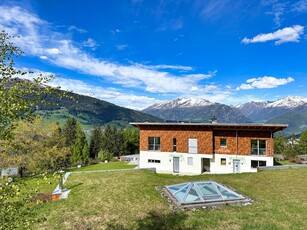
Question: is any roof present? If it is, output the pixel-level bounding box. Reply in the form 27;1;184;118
130;122;288;132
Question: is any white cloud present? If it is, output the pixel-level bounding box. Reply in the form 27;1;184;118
39;55;48;60
242;25;304;45
236;76;294;90
48;78;161;110
14;68;161;110
115;44;128;50
292;0;307;12
46;48;61;55
0;5;216;94
82;38;99;50
68;25;87;33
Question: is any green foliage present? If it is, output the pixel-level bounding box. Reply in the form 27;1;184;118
89;126;103;158
101;124;124;157
0;31;59;140
274;132;286;155
97;149;113;162
298;130;307;154
70;124;89;166
283;134;299;160
0;178;42;230
121;127;139;155
0;118;70;174
63;117;78;146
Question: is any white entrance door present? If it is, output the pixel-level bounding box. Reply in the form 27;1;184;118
173;157;180;173
233;159;241;173
188;138;198;154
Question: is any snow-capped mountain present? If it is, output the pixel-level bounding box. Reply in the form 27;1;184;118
142;98;250;123
267;96;307;108
143;96;307;134
147;98;215;109
236;96;307;122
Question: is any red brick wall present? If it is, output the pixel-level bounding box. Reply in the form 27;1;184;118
139;127;274;156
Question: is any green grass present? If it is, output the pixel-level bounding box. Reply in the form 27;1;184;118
69;161;136;172
32;167;307;230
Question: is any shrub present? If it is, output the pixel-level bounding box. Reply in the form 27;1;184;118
97;150;113;162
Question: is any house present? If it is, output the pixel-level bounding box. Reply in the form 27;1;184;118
130;122;287;175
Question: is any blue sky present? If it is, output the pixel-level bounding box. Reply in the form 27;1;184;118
0;0;306;109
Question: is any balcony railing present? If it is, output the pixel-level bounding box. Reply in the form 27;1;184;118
251;148;266;155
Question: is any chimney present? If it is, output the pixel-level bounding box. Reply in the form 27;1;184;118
211;116;218;124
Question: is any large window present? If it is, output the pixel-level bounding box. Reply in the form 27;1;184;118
251;160;266;168
251;140;266;155
148;137;160;151
188;138;198;154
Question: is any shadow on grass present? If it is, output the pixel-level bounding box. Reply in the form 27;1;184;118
107;210;191;230
66;182;83;190
273;158;282;166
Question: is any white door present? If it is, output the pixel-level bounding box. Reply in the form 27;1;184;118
233;159;241;173
188;138;198;154
173;157;180;173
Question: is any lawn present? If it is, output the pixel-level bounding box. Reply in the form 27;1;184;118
32;167;307;230
69;161;136;172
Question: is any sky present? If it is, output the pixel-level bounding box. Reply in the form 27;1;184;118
0;0;306;110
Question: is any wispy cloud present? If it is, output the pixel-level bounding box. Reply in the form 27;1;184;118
269;2;288;27
292;0;307;12
82;38;99;50
16;68;160;110
115;44;128;50
68;25;87;33
236;76;294;90
0;5;214;94
242;25;304;45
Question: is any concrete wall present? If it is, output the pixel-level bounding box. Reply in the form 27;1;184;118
139;151;274;175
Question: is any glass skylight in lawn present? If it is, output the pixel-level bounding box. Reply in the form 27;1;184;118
165;181;246;206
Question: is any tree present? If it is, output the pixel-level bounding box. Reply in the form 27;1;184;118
283;133;299;160
274;132;286;155
0;31;58;140
89;126;103;158
70;124;89;166
298;130;307;154
62;118;78;146
121;126;139;155
0;118;70;174
101;124;124;157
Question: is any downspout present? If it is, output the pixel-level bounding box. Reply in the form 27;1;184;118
270;131;273;157
236;130;238;158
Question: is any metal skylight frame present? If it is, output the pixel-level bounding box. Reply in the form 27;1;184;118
165;181;250;208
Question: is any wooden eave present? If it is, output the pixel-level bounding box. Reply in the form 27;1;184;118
130;122;288;132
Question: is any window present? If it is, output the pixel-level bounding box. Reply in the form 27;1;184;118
173;137;177;152
251;160;266;168
221;158;226;165
251;140;266;155
220;138;227;147
148;137;160;151
187;157;193;165
188;138;198;154
148;159;161;163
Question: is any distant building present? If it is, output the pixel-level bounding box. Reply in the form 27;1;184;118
131;122;287;175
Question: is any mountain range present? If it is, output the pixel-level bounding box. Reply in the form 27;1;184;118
35;90;162;129
142;96;307;135
142;98;251;123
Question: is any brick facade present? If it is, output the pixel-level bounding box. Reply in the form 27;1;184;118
140;127;274;157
